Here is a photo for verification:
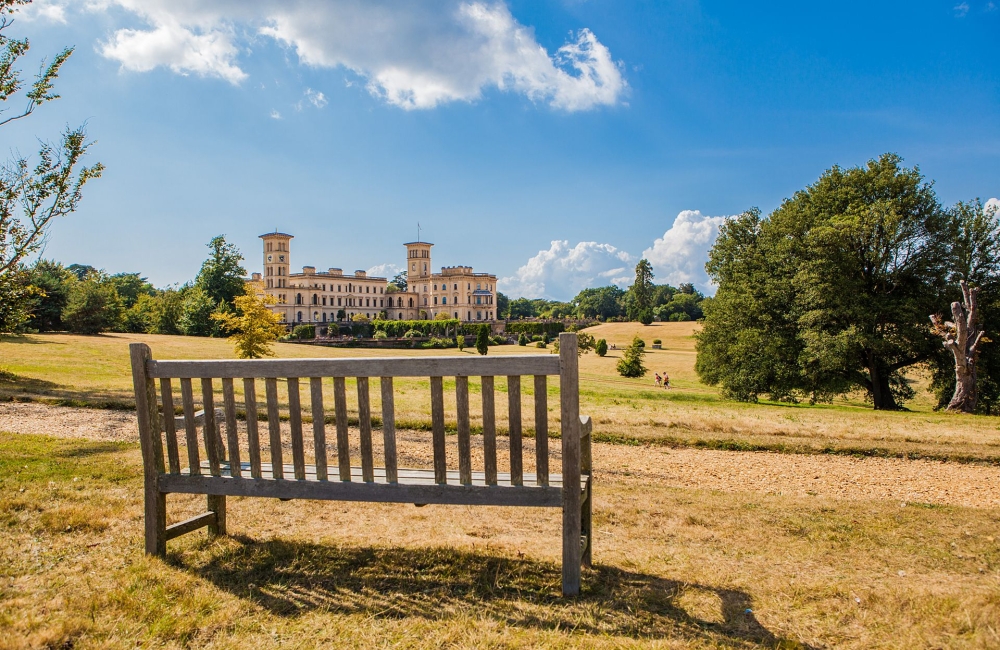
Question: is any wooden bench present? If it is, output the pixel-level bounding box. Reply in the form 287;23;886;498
129;332;593;595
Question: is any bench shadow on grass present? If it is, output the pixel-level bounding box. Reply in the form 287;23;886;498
191;536;812;648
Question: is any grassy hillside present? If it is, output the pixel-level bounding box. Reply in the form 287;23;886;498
2;327;998;462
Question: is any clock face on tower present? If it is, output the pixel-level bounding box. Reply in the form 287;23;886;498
279;255;285;262
267;255;273;262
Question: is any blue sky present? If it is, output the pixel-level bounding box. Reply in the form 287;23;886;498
6;0;998;299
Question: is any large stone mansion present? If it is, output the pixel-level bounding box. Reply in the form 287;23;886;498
252;231;498;325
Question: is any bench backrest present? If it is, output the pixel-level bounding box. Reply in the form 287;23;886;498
130;333;582;488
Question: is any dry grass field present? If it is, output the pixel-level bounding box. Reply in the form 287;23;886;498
2;325;1000;648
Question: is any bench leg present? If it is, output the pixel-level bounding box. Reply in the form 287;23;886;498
582;480;592;569
207;494;227;536
562;498;582;596
145;486;166;557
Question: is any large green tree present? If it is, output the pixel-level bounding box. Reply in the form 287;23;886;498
929;199;1000;413
698;154;951;410
573;285;625;319
0;0;103;332
195;236;246;309
628;259;654;324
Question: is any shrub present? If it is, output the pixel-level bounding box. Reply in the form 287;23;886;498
490;335;504;345
373;330;388;339
616;336;647;378
456;334;465;351
639;308;654;325
476;324;490;355
374;319;459;338
403;329;421;338
596;338;608;357
535;340;546;348
652;338;662;344
518;333;529;346
291;324;315;340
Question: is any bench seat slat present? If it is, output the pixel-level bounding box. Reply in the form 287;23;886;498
162;466;587;507
148;356;560;379
189;460;588;491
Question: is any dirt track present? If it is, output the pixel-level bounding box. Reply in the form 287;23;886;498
3;401;999;509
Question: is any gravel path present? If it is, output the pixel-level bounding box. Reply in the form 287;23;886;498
3;402;999;509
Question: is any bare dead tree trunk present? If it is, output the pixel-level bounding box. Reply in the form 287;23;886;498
930;281;984;413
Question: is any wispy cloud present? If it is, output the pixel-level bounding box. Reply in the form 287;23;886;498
55;0;626;111
269;108;282;119
954;2;970;17
304;88;327;108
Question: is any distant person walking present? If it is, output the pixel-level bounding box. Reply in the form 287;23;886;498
662;372;670;389
654;373;662;388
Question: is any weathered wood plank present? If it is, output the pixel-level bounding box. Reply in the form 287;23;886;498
160;474;564;507
164;512;217;541
221;378;241;478
265;377;283;479
287;378;306;480
148;355;560;379
200;378;221;477
580;414;593;568
357;377;374;483
179;378;200;476
481;375;497;486
380;377;398;484
333;376;351;481
130;343;166;556
159;378;180;474
534;375;549;487
455;375;472;485
243;378;262;479
508;375;523;487
310;377;328;481
430;376;446;485
559;333;582;596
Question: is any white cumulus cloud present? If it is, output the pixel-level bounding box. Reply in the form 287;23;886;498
642;210;728;292
367;263;402;280
66;0;626;111
986;197;999;215
499;240;633;300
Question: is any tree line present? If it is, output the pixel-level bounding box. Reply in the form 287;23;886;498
505;281;708;322
2;236;249;336
696;153;998;414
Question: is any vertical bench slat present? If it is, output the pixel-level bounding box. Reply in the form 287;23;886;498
310;377;328;481
333;376;351;481
533;375;549;487
265;377;283;479
287;378;306;480
481;376;497;486
179;378;200;475
159;378;180;474
430;376;446;485
222;378;242;477
357;377;375;483
507;375;523;487
380;377;398;484
243;378;262;479
455;375;472;485
201;379;221;476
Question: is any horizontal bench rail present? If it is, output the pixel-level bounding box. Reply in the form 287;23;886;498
147;355;560;379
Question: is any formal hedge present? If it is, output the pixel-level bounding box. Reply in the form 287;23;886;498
505;321;566;337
